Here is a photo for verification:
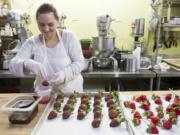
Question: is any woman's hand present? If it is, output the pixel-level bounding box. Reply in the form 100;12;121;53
49;71;65;86
24;59;47;78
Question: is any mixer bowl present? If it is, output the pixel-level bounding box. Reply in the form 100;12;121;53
92;36;115;56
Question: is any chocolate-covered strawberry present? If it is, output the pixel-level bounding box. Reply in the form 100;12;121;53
93;100;101;107
48;110;57;120
53;101;61;112
93;105;102;113
109;109;119;119
105;93;113;101
110;116;125;127
62;110;71;119
94;111;102;119
63;104;74;112
92;118;101;128
107;99;114;107
77;111;87;120
67;98;76;105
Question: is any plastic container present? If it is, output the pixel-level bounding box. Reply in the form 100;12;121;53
0;95;41;124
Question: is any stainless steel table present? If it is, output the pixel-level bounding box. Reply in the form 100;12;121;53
153;68;180;90
0;69;156;90
82;69;156;90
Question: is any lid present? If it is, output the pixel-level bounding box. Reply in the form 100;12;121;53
0;95;41;112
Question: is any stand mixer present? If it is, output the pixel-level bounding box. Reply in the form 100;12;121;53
90;13;118;70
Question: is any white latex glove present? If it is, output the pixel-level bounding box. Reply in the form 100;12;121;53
24;59;47;78
49;71;65;86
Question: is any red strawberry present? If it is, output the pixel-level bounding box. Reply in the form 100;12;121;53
132;118;141;126
141;103;150;111
129;102;136;110
155;99;162;105
150;116;160;125
42;80;49;86
165;94;172;101
146;124;159;134
133;111;142;119
163;120;172;129
39;95;51;104
175;108;180;116
169;116;177;125
166;105;174;113
144;111;154;119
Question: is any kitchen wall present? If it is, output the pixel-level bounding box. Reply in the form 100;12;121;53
12;0;180;56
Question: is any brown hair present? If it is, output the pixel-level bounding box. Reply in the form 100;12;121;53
36;3;59;21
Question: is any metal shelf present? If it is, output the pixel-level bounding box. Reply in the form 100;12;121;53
163;0;180;7
163;23;180;31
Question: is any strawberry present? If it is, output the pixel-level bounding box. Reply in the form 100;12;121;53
133;111;142;119
144;111;154;119
155;99;162;105
166;105;174;113
77;111;86;120
157;110;164;118
150;116;160;125
129;102;136;110
169;116;177;125
135;95;148;102
146;124;159;134
109;109;119;119
163;120;172;129
124;101;130;108
175;108;180;116
92;118;101;128
140;103;150;111
39;95;50;104
48;110;57;120
152;94;160;101
42;80;49;86
165;93;172;101
132;118;141;126
156;105;163;112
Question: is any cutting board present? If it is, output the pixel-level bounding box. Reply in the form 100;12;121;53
163;59;180;69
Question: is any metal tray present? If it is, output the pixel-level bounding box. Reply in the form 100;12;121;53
31;92;133;135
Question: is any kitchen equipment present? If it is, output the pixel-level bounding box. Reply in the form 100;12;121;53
0;95;41;124
92;36;115;55
90;13;117;69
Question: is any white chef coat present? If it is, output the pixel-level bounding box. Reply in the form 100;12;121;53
9;29;84;93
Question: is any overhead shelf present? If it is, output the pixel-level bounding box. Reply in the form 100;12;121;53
163;23;180;31
163;0;180;7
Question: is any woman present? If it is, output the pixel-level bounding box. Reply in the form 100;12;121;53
9;3;84;94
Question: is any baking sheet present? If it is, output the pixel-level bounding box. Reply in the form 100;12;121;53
120;94;180;135
31;96;129;135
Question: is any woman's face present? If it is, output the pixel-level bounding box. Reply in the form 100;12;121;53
37;12;59;39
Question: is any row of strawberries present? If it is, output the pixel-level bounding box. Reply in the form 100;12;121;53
123;93;180;134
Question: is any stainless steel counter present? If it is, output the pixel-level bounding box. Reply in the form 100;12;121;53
0;69;155;78
153;68;180;90
82;69;155;78
0;69;156;91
